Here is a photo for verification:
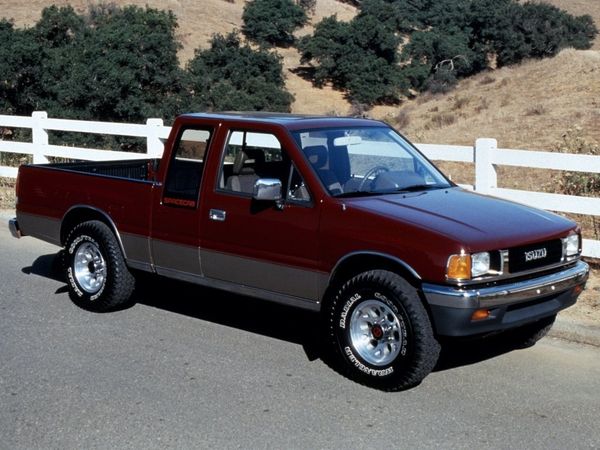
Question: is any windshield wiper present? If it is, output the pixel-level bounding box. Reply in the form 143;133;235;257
395;184;447;193
334;185;448;198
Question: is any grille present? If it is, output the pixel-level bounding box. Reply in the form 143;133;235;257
508;239;563;273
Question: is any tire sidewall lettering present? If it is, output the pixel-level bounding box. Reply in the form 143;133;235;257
66;266;84;298
339;293;361;329
343;346;394;377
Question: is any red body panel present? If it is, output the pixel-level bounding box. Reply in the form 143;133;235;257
17;165;153;238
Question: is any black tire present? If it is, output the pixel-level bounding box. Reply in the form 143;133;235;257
505;315;556;349
326;270;440;391
64;220;135;312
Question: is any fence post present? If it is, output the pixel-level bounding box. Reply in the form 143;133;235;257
31;111;49;164
474;138;497;194
146;118;164;158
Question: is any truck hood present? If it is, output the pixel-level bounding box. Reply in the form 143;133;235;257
344;187;575;251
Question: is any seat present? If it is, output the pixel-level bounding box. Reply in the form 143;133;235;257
303;145;343;195
226;148;265;194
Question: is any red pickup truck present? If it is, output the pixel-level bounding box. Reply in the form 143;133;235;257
9;112;589;390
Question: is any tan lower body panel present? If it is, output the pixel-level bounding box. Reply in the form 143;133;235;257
201;248;326;302
17;211;61;246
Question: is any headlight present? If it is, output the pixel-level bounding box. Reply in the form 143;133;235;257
471;252;491;277
562;234;580;258
447;251;491;281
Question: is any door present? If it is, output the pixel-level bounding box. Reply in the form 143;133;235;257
200;128;324;301
151;124;215;280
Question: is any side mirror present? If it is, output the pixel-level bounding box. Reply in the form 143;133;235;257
253;178;282;202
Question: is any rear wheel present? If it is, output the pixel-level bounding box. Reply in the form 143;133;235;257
326;270;440;391
64;220;135;312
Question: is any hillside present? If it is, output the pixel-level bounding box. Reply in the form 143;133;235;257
0;0;597;132
391;48;600;149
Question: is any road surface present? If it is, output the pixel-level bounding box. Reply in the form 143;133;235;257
1;213;599;449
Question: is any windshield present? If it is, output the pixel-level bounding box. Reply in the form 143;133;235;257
292;126;451;197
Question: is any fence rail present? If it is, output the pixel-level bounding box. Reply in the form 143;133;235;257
1;112;599;258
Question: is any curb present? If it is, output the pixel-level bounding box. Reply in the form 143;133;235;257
549;315;600;348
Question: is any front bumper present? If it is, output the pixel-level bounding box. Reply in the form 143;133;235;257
8;218;21;238
422;260;589;336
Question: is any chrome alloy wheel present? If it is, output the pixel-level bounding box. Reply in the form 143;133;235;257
73;241;106;294
349;299;403;366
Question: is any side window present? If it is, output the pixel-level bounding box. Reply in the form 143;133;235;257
218;130;312;204
163;128;212;208
219;130;284;195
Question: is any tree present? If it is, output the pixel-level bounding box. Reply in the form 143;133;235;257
185;33;293;112
467;0;598;66
298;14;405;104
0;21;42;115
0;5;187;122
301;0;598;101
65;5;186;121
400;27;485;92
242;0;307;46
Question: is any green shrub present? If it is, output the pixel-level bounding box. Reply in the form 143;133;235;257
242;0;307;46
298;14;405;105
300;0;597;103
0;5;295;125
186;33;293;112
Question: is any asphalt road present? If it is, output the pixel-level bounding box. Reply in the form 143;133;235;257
1;213;600;449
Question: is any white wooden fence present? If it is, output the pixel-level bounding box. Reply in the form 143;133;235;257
1;112;599;258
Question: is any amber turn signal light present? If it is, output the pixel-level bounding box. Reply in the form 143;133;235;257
447;254;471;280
471;309;490;321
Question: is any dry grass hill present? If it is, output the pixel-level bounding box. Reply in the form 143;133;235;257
0;0;597;128
392;49;600;150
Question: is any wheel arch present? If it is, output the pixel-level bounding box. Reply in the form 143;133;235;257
60;205;126;258
324;252;422;302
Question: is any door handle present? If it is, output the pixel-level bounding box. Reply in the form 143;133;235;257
209;209;226;222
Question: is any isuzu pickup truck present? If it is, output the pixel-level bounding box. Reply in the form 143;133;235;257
9;112;589;390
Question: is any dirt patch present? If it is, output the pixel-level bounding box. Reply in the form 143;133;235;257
562;264;600;327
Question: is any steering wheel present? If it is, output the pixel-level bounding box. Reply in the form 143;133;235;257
358;166;389;191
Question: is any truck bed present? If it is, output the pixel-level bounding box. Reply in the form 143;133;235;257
16;159;157;249
41;159;161;182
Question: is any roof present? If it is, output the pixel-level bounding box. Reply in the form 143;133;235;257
179;112;385;131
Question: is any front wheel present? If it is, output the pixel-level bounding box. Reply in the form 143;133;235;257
64;220;135;312
326;270;440;391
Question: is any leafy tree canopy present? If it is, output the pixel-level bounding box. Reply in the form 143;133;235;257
0;5;295;122
298;14;406;104
300;0;598;104
242;0;307;46
186;33;293;112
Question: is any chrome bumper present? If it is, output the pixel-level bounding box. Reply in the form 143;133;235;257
423;260;589;309
8;218;21;238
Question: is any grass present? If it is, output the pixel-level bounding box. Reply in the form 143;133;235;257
0;177;16;210
391;49;600;149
